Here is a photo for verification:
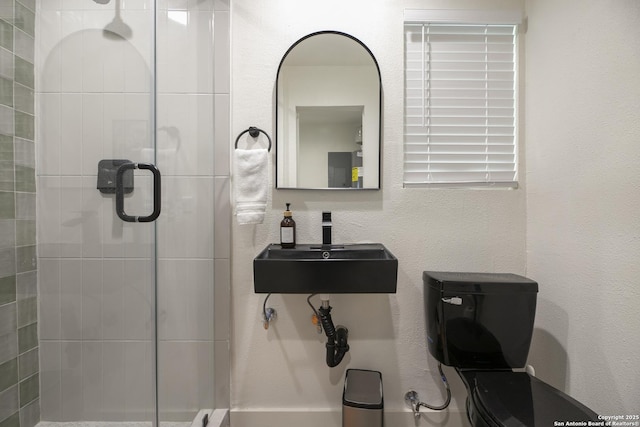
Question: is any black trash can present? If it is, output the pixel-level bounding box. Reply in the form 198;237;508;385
342;369;383;427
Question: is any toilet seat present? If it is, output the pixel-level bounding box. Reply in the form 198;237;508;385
461;371;598;427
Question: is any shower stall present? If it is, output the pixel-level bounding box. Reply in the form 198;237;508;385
1;1;230;427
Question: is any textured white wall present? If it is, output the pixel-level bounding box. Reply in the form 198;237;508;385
231;0;526;421
525;0;640;414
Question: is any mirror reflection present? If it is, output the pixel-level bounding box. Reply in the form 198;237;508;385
276;31;381;189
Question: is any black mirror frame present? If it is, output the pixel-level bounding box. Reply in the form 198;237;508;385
275;30;382;190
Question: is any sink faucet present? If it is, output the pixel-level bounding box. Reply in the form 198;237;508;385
322;211;332;247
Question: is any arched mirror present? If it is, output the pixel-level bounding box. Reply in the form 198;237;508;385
276;31;381;189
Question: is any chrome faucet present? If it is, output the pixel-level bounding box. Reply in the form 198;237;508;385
322;211;332;247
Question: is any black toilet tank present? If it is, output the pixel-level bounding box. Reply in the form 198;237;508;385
424;271;538;369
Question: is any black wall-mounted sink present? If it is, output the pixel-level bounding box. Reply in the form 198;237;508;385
253;243;398;293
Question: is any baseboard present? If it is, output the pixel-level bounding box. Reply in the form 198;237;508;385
229;409;468;427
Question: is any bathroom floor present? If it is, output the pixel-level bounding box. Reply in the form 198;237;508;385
37;422;191;427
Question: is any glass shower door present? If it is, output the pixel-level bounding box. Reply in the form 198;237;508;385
36;0;215;425
37;0;160;421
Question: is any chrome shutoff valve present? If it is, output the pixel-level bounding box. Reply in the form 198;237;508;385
263;307;277;330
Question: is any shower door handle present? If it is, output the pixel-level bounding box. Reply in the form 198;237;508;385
115;162;161;223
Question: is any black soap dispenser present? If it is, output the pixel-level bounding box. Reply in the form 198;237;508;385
280;203;296;248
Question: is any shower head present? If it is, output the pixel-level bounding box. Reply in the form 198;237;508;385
103;0;132;40
104;15;132;40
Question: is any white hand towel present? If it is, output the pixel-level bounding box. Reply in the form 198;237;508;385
234;148;269;225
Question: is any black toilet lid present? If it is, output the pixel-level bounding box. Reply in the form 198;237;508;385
472;372;598;426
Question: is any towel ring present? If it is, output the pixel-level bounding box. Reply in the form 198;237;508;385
235;126;272;152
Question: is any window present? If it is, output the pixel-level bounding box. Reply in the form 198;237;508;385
404;12;519;187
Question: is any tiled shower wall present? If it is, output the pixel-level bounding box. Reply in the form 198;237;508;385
33;0;231;421
0;1;40;427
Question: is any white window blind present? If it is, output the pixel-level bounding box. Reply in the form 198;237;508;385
404;22;518;187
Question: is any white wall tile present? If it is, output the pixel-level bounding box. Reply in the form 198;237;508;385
81;259;102;340
213;0;229;12
61;0;94;9
36;11;62;93
38;259;61;340
122;259;153;341
60;341;83;421
160;0;189;11
59;95;83;176
213;258;229;341
103;39;127;93
103;218;153;261
102;259;124;340
192;0;215;11
156;9;184;93
102;341;125;420
81;95;104;176
122;94;152;161
81;341;103;420
59;12;83;93
213;339;229;408
195;94;215;175
121;219;154;259
103;93;153;163
158;341;214;411
213;176;230;259
121;0;152;10
101;198;125;258
37;177;61;258
156;94;214;176
38;0;62;12
214;94;229;176
58;177;83;257
121;10;153;91
102;93;126;159
39;341;62;421
81;176;104;258
158;176;214;259
37;94;61;176
193;10;215;93
36;0;62;10
157;10;213;94
81;12;111;92
59;259;82;340
213;11;229;94
158;259;214;341
122;41;152;94
123;341;154;418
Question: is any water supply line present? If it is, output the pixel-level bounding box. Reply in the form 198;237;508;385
262;293;276;330
404;363;451;418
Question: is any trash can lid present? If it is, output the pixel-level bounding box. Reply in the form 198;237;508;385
343;369;383;409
